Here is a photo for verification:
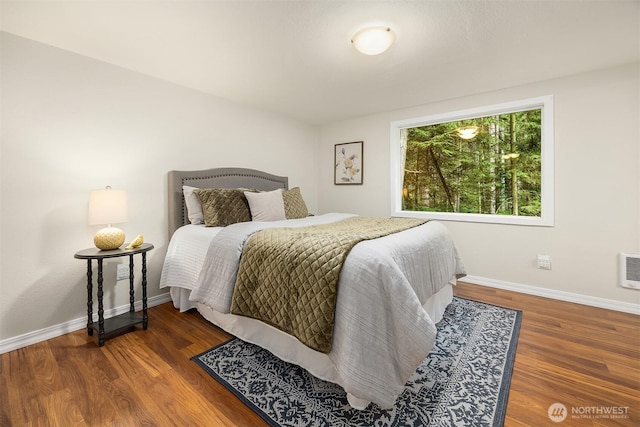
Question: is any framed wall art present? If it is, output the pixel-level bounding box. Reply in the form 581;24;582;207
334;141;363;185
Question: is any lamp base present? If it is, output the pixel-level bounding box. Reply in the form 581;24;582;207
94;227;125;250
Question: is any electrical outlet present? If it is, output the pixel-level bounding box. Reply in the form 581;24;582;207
537;254;551;270
116;264;130;281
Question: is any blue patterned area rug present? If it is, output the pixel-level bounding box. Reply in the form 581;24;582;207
192;297;521;427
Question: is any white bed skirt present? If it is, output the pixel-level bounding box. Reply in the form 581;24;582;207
171;283;453;409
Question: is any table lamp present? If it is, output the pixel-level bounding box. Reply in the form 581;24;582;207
88;186;128;250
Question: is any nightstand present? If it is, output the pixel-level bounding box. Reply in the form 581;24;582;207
74;243;154;346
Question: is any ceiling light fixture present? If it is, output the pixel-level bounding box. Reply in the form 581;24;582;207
351;27;395;55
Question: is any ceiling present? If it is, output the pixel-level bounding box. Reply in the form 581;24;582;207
2;1;639;125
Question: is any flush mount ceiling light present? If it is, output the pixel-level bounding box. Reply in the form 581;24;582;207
351;27;395;55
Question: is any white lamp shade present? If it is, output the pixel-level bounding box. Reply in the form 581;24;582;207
351;27;396;55
88;188;128;225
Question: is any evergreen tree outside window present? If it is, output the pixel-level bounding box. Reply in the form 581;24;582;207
390;96;554;226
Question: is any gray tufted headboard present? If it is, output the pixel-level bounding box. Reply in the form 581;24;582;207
167;167;289;238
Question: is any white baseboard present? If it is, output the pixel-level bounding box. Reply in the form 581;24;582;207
462;275;640;315
0;293;173;355
3;278;637;355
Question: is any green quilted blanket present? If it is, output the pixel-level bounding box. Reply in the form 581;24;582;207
230;216;427;353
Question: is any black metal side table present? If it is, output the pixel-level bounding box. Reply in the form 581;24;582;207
74;243;154;346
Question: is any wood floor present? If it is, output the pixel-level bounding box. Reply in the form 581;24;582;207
1;282;638;426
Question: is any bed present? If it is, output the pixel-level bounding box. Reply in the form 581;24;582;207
160;167;466;410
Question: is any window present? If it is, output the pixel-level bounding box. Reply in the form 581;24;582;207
390;96;554;226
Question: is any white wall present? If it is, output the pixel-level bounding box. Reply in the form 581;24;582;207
0;33;318;342
318;63;640;309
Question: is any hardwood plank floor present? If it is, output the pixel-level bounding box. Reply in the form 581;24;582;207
1;282;638;426
454;283;639;427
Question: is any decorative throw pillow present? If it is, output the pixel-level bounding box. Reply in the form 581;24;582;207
194;188;254;227
182;185;204;225
244;189;286;222
283;187;309;219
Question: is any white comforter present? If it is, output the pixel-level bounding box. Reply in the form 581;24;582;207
160;213;465;408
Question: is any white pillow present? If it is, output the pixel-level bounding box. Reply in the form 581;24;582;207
182;185;204;225
244;189;286;222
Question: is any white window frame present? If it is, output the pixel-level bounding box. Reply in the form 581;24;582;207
390;95;554;226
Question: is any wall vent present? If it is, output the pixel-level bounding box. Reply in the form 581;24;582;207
619;253;640;289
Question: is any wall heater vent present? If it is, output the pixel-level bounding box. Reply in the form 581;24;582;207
620;252;640;290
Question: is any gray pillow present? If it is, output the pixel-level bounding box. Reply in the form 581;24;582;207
244;189;286;221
